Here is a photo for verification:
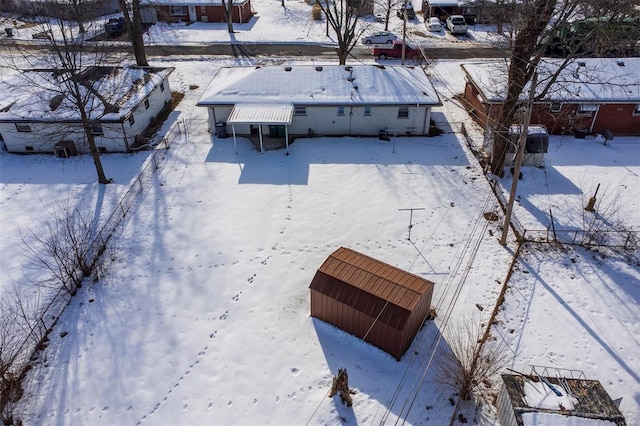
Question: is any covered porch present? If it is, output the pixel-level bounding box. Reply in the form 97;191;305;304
227;104;294;155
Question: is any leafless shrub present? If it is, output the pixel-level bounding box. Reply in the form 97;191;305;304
0;284;42;424
19;200;111;296
435;318;509;401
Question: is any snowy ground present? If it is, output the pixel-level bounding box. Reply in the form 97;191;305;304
1;0;508;48
1;3;639;426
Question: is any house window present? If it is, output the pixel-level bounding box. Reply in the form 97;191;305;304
170;6;186;15
200;6;206;12
550;102;562;113
364;106;371;116
160;82;165;92
633;104;640;116
91;124;104;136
15;123;32;132
337;106;345;116
144;99;150;110
397;107;409;119
577;104;598;116
201;16;208;22
25;145;34;151
294;106;306;116
128;115;135;126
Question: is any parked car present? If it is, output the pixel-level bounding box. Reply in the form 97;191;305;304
446;15;468;34
397;3;416;20
374;13;386;23
362;31;398;45
373;41;421;60
427;17;442;32
104;16;125;37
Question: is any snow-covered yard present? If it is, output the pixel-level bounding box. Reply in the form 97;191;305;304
0;56;637;425
1;1;639;424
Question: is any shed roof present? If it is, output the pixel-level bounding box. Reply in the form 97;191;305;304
461;58;640;104
309;247;434;329
501;374;626;426
197;65;441;107
227;104;293;125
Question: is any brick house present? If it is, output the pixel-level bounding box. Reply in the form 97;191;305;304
461;58;640;137
141;0;253;23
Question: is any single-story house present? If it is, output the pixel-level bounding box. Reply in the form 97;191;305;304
497;371;626;426
309;247;435;360
422;0;462;20
0;66;174;154
140;0;253;24
421;1;540;26
196;64;441;153
461;58;640;137
4;0;120;20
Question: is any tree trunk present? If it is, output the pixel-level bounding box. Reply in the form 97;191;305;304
337;48;348;65
119;0;149;66
73;81;110;184
490;0;556;175
221;0;235;33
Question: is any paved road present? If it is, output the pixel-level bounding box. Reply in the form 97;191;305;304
149;43;508;59
3;39;508;59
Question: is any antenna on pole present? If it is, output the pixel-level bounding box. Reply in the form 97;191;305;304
399;207;425;241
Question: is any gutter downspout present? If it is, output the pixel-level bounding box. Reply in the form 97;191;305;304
259;125;264;153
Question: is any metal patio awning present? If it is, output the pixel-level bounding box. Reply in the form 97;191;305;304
227;104;294;125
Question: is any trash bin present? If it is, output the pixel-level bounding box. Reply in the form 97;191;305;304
215;122;227;138
5;28;13;37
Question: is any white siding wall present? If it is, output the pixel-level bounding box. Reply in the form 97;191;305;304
0;121;128;153
123;79;173;142
206;104;432;137
0;78;172;154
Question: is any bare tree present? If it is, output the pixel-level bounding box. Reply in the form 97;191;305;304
435;318;509;401
19;200;112;296
221;0;235;33
117;0;149;66
315;0;370;64
0;284;46;423
0;8;140;184
488;0;639;176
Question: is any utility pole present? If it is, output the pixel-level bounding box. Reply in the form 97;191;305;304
401;0;407;65
500;71;538;246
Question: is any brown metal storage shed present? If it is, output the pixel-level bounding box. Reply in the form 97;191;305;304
309;247;435;360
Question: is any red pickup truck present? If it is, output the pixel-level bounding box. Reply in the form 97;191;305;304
373;41;422;60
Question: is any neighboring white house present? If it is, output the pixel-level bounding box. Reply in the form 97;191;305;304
0;66;174;154
196;64;441;153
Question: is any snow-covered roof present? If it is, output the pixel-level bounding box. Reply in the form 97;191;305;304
197;65;441;107
461;58;640;104
521;412;618;426
0;66;174;123
501;374;626;426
